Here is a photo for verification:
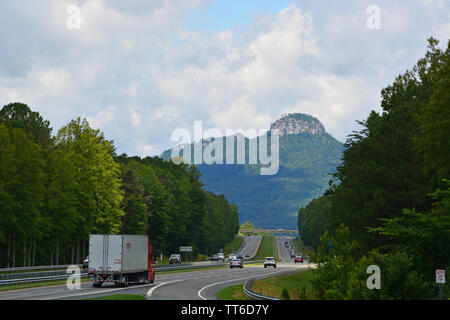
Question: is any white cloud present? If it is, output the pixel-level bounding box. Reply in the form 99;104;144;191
86;105;116;129
130;108;143;127
0;0;448;155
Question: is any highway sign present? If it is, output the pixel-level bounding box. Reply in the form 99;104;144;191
179;246;193;252
436;269;445;284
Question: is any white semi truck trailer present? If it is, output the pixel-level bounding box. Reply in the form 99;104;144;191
88;234;155;287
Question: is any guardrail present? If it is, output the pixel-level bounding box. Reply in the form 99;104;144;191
0;272;88;286
243;278;279;300
0;264;83;273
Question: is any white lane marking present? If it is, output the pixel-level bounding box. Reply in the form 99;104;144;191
197;268;295;300
39;283;154;300
39;269;224;300
146;273;216;297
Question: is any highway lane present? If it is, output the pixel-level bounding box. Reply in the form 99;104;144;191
277;236;294;262
0;263;309;300
148;264;308;300
0;236;310;300
238;235;261;258
276;236;309;265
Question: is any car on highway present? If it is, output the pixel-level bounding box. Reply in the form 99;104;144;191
230;258;243;269
228;254;237;261
83;256;89;269
217;253;225;261
294;253;303;263
236;253;244;261
264;257;276;268
210;254;220;261
284;241;289;248
169;254;182;264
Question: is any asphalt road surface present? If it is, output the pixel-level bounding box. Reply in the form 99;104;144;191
0;263;310;300
0;236;312;300
237;235;261;258
276;236;308;265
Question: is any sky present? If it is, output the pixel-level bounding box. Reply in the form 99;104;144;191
0;0;449;157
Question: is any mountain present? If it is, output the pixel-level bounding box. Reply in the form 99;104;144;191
161;113;343;229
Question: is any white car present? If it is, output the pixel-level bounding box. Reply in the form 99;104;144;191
230;259;243;269
264;257;277;268
228;254;237;261
217;253;225;261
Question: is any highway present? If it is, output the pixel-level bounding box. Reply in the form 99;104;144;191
276;236;308;264
238;235;261;258
0;235;311;300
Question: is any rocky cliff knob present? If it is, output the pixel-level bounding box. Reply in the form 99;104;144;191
270;113;326;136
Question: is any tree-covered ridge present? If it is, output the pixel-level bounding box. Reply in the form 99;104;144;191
0;103;239;267
161;120;343;229
298;38;450;299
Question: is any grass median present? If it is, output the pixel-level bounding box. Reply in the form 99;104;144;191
252;233;279;261
249;269;317;300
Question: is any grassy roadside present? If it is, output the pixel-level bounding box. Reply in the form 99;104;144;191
224;236;244;255
250;269;317;300
215;284;253;300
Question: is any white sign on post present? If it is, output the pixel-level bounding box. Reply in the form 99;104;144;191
436;269;445;284
179;246;193;252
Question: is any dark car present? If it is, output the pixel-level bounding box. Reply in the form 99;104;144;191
236;253;244;261
210;254;220;261
82;256;89;269
169;254;182;264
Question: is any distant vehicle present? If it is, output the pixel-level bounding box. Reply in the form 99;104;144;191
264;257;276;268
236;253;244;261
211;254;220;261
217;253;225;261
244;254;250;259
295;254;303;263
284;241;289;248
83;256;89;269
230;259;243;269
88;234;155;287
228;254;237;261
290;246;298;258
169;254;182;264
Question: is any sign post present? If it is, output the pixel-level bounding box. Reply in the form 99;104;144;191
180;246;193;262
436;269;445;300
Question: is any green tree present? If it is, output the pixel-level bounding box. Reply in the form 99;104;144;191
55;118;124;239
415;39;450;184
0;124;46;267
297;196;331;249
0;102;52;148
240;221;255;229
